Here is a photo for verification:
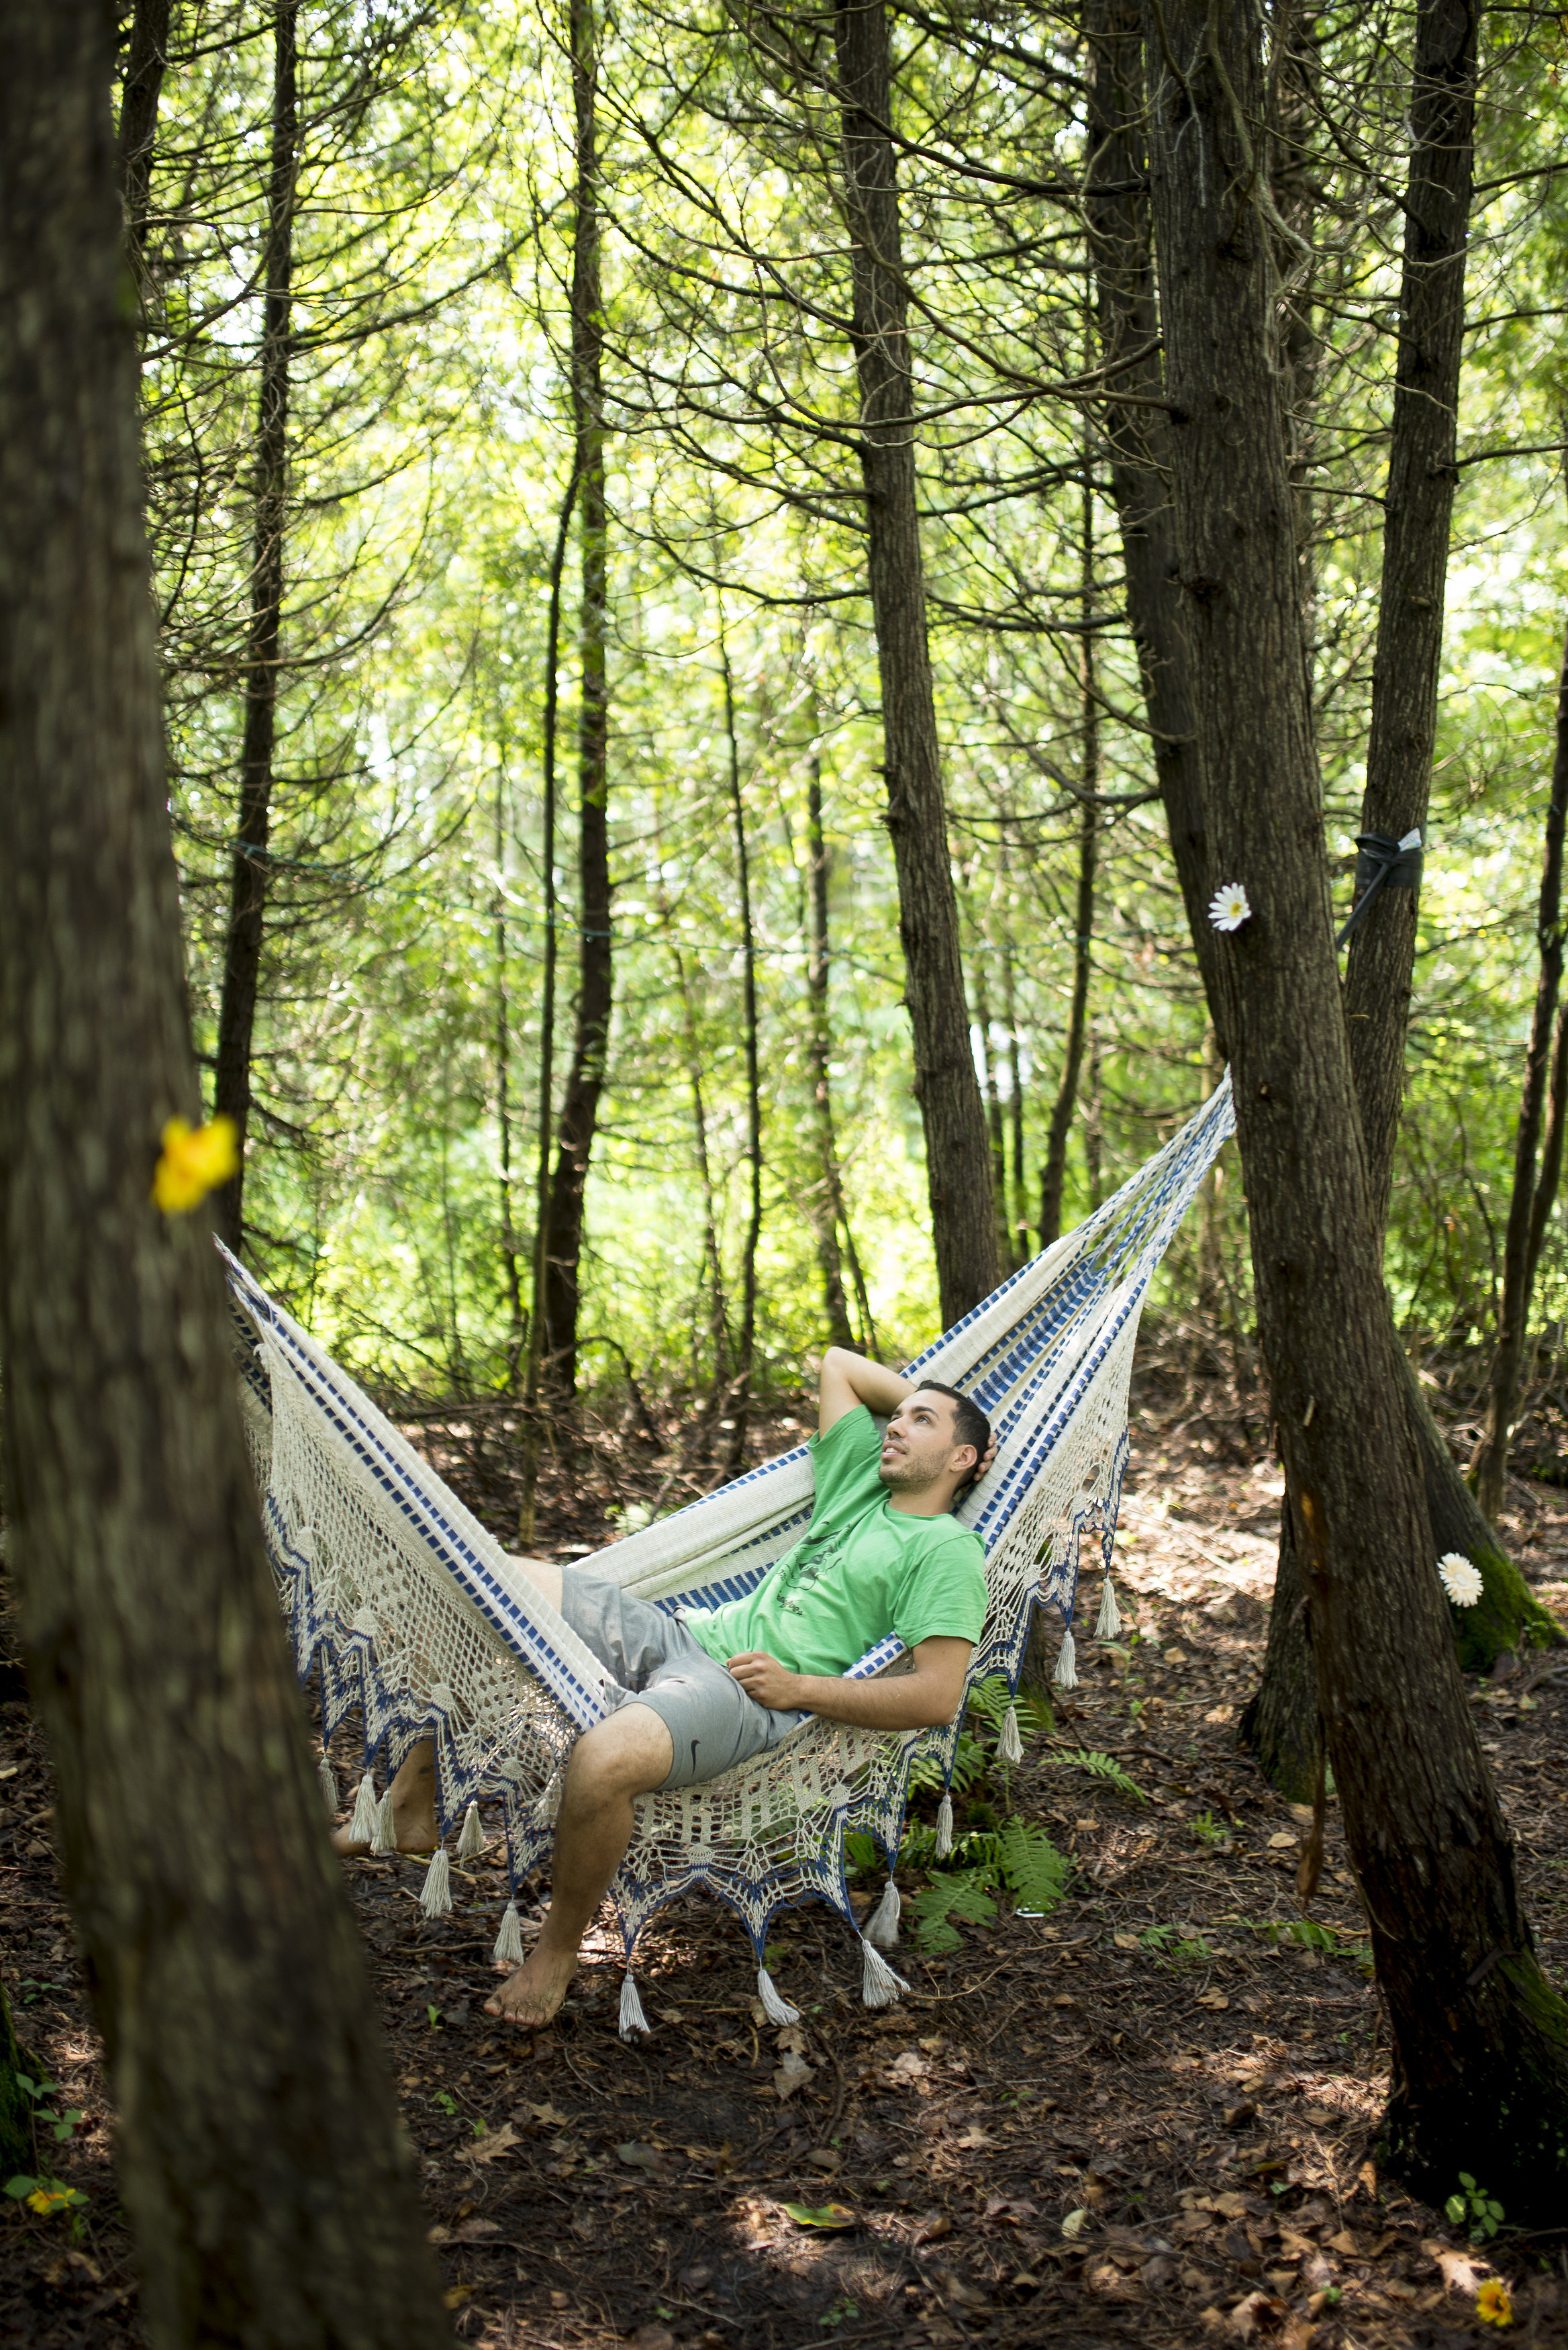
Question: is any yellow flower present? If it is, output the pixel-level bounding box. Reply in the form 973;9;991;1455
1477;2280;1513;2329
26;2186;74;2215
152;1115;240;1214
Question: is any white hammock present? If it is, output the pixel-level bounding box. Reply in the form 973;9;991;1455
226;1078;1232;2026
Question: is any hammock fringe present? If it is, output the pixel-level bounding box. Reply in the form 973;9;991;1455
456;1801;485;1860
997;1703;1024;1765
317;1754;339;1818
1053;1627;1079;1690
419;1847;452;1919
619;1971;650;2040
861;1936;909;2009
349;1771;379;1844
493;1901;528;1967
934;1794;954;1859
756;1966;800;2025
863;1877;901;1950
1095;1577;1122;1640
372;1786;398;1855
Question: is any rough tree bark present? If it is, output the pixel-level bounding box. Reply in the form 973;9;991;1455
0;5;447;2337
542;0;612;1402
1142;0;1568;2211
117;0;171;263
832;0;999;1325
211;0;298;1256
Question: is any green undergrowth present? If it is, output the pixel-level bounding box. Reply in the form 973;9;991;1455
848;1677;1071;1953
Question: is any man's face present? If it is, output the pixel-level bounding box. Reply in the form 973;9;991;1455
879;1389;973;1495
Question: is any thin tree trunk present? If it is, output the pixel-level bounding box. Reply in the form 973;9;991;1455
1342;0;1479;1231
998;869;1028;1269
722;632;764;1471
1528;1002;1568;1289
1083;0;1221;1037
1040;502;1099;1247
671;943;729;1395
804;754;856;1348
117;0;170;265
832;0;999;1325
494;747;523;1384
518;461;579;1544
0;7;446;2333
541;0;611;1405
211;0;297;1256
1143;0;1568;2212
1473;619;1568;1517
971;935;1012;1265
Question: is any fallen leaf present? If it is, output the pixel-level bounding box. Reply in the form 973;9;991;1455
912;2213;952;2245
886;2050;930;2080
773;2051;812;2100
526;2101;571;2130
1164;1648;1187;1664
1114;1932;1140;1950
781;2202;856;2232
1301;2106;1335;2125
1198;1989;1231;2010
450;2217;500;2242
1422;2239;1489;2298
1228;2289;1286;2338
442;2286;475;2310
1214;2193;1251;2218
775;2024;809;2057
1061;2208;1089;2239
1325;2228;1361;2257
1266;1832;1297;1850
460;2122;519;2165
616;2141;665;2172
631;2328;676;2350
806;2147;841;2173
1223;2102;1257;2128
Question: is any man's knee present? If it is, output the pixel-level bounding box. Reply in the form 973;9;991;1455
567;1704;673;1799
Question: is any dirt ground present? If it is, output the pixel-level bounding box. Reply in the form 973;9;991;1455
3;1354;1568;2348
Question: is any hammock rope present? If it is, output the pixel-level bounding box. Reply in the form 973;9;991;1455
226;1078;1233;2025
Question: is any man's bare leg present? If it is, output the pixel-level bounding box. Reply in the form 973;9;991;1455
485;1703;673;2028
330;1737;438;1857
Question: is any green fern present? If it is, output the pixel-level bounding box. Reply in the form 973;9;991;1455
909;1869;998;1953
1056;1747;1148;1804
964;1675;1055;1742
993;1818;1071;1914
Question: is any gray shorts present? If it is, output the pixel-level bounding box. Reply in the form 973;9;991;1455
558;1569;808;1790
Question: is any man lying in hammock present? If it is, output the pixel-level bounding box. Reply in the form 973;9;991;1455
335;1348;993;2026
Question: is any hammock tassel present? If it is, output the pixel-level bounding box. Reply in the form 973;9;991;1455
860;1936;910;2010
619;1971;651;2041
531;1766;566;1828
1053;1628;1079;1690
419;1846;452;1919
456;1801;486;1861
1095;1577;1122;1640
934;1793;954;1859
492;1901;527;1967
863;1877;901;1950
317;1755;339;1818
997;1704;1024;1766
756;1966;800;2026
372;1786;399;1855
349;1771;379;1845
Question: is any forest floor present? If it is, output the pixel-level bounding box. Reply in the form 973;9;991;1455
3;1346;1568;2347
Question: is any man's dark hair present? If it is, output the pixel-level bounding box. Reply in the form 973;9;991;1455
913;1380;991;1484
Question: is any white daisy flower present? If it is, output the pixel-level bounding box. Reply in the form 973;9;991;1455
1438;1552;1483;1609
1209;882;1252;932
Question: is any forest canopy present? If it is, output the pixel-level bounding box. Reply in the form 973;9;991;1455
138;0;1568;1405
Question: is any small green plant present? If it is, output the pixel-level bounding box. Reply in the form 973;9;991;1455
820;2297;861;2330
1445;2174;1504;2243
1057;1748;1149;1804
432;2089;458;2116
426;2003;442;2030
1191;1809;1230;1846
908;1819;1071;1950
470;2117;489;2138
4;2173;89;2220
13;2075;83;2147
909;1867;998;1953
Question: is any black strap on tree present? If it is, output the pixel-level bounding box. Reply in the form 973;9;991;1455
1335;829;1425;950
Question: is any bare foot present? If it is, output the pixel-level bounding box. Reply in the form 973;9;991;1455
484;1943;578;2029
330;1738;438;1858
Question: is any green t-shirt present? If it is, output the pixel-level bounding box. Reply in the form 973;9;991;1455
685;1405;987;1677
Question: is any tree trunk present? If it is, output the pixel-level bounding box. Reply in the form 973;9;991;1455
0;7;447;2335
998;841;1030;1268
518;462;578;1542
804;755;857;1349
1473;617;1568;1518
671;942;730;1396
1142;0;1568;2214
541;0;611;1404
722;631;763;1471
1527;999;1568;1288
211;0;297;1256
970;931;1013;1266
494;749;524;1382
1083;0;1222;1041
117;0;170;265
1342;0;1478;1233
832;0;999;1325
0;1974;29;2179
1040;579;1099;1247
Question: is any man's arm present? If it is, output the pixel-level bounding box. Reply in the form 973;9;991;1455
724;1636;972;1730
816;1344;914;1437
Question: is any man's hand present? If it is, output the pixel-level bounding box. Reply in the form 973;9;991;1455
725;1650;806;1710
728;1636;973;1732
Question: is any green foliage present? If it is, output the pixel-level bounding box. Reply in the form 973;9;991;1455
908;1869;999;1954
1445;2173;1506;2242
964;1676;1054;1744
1240;1916;1374;1973
1191;1809;1231;1847
1056;1748;1149;1805
907;1820;1072;1950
